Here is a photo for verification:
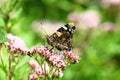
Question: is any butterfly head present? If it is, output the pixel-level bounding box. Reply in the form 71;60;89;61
64;22;76;35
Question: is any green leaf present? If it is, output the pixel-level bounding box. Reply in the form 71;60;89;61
0;68;7;80
0;31;9;43
0;45;9;79
0;16;5;28
13;56;30;80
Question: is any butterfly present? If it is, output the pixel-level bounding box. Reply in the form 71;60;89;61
46;22;76;51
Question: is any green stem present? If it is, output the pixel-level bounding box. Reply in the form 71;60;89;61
0;0;19;33
8;0;18;13
8;52;13;80
0;54;8;78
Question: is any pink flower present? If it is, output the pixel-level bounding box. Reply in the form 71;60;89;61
36;46;55;57
64;50;80;64
49;54;66;70
68;12;80;23
54;69;63;78
5;34;29;54
79;11;100;29
28;47;80;79
29;60;44;78
29;60;40;69
102;22;115;32
68;11;100;29
29;72;37;80
35;68;43;78
29;46;38;54
101;0;120;8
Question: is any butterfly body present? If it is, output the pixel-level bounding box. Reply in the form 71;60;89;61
46;23;76;51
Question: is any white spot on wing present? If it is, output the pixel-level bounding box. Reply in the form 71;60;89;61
63;26;67;30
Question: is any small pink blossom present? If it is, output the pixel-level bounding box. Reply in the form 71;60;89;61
68;11;100;29
29;46;38;54
101;0;120;8
54;69;63;78
49;54;66;70
68;12;80;23
36;46;54;57
102;22;115;32
35;68;44;78
29;72;37;80
64;50;80;64
29;60;40;69
29;60;44;78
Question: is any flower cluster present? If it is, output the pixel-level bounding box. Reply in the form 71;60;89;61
49;54;66;70
4;34;80;79
29;46;67;70
36;46;55;57
5;34;29;54
28;47;80;79
29;59;64;79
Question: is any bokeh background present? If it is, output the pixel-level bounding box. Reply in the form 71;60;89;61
0;0;120;80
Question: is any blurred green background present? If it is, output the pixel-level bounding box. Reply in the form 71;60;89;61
0;0;120;80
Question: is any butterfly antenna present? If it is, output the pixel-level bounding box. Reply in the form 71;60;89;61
39;21;49;46
40;21;48;36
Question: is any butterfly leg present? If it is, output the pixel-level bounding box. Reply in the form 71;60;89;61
49;47;54;51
